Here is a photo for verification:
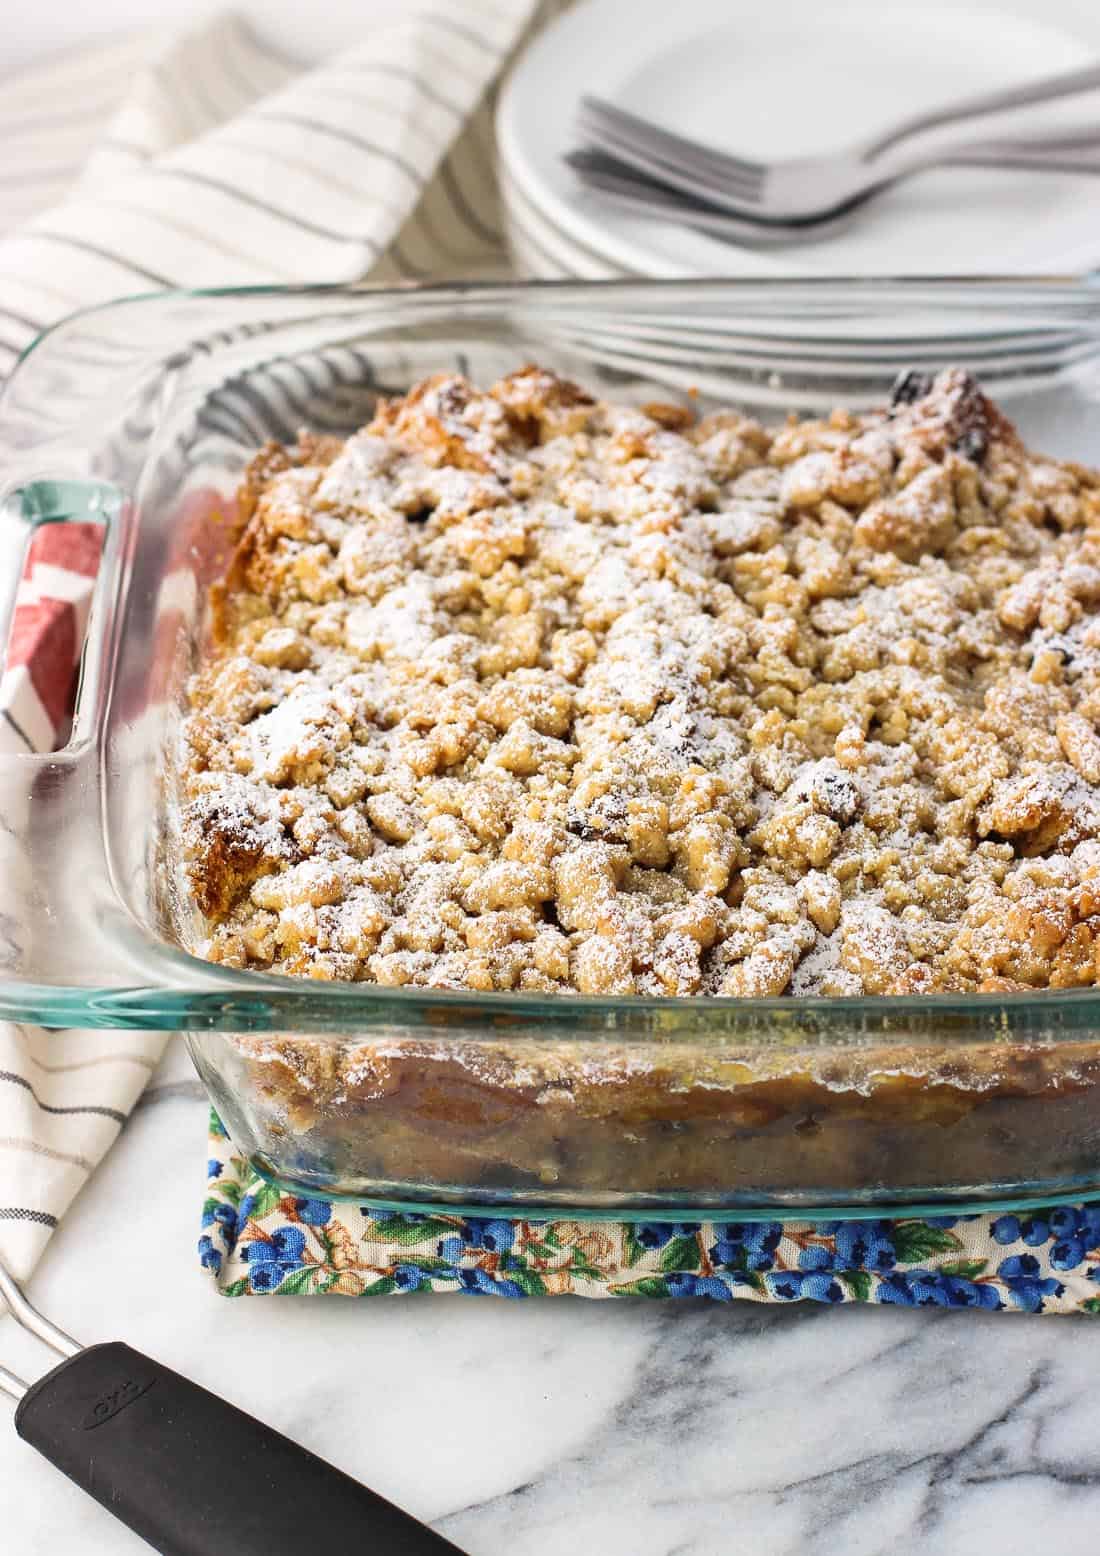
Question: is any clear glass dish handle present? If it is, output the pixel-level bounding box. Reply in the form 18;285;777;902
0;478;143;1008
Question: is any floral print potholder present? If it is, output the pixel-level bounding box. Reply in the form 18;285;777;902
200;1113;1100;1313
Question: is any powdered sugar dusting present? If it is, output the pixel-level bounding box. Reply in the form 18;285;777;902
181;366;1100;998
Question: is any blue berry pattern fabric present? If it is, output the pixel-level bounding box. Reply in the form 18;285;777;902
201;1115;1100;1311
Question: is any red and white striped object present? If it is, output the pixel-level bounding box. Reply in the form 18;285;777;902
0;521;104;756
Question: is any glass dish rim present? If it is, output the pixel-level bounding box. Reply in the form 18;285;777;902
9;270;1100;372
246;1176;1100;1224
5;274;1100;1035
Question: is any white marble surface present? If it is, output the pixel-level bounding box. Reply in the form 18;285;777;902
2;1040;1100;1554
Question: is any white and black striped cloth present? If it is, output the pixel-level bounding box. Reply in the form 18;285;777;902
0;0;569;1281
0;4;575;375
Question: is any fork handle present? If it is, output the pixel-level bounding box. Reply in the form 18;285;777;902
867;60;1100;160
15;1341;466;1555
944;147;1100;174
895;125;1100;178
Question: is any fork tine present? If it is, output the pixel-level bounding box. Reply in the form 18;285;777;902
566;147;875;245
576;104;761;187
567;163;843;247
580;95;766;179
575;133;765;208
577;116;766;204
567;151;788;228
576;103;767;202
579;103;764;195
580;95;766;180
566;148;731;212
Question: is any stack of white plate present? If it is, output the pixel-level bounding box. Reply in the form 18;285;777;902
497;0;1100;281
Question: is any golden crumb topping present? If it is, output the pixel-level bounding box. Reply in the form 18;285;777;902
180;364;1100;997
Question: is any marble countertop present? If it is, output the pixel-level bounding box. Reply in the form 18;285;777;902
3;1041;1100;1553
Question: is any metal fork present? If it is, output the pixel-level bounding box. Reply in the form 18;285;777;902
567;135;1100;248
577;59;1100;224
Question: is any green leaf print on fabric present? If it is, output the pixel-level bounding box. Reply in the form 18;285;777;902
364;1216;457;1245
838;1269;872;1302
891;1221;962;1263
659;1235;702;1274
939;1260;989;1280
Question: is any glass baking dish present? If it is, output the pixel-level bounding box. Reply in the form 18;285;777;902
5;278;1100;1221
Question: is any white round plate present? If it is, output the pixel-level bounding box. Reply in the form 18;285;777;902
498;0;1100;277
501;166;625;279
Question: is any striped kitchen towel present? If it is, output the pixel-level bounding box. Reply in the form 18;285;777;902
0;521;165;1280
0;3;571;379
0;0;570;1281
